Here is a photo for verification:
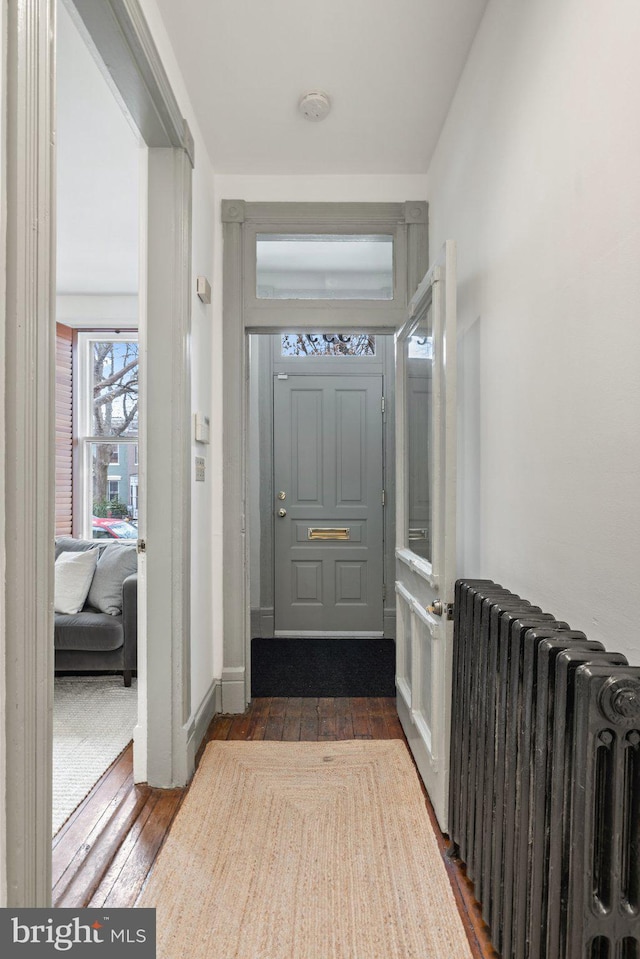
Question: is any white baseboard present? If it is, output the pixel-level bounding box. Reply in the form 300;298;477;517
186;678;222;772
221;666;247;714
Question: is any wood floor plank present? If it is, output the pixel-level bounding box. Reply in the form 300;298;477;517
351;697;371;738
54;783;152;907
87;791;161;907
333;698;353;740
96;789;184;909
247;698;270;740
299;697;319;740
227;712;253;740
368;701;389;739
282;698;303;741
264;700;285;740
318;698;337;741
208;715;233;740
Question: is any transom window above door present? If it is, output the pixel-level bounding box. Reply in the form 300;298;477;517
256;234;394;301
281;333;376;357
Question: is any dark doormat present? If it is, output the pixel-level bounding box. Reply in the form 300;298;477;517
251;638;396;698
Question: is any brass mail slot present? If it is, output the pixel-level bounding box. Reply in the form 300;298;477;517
307;527;351;541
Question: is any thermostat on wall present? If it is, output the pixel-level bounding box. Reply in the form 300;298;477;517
194;412;210;444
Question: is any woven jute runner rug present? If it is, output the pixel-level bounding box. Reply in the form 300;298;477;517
138;740;473;959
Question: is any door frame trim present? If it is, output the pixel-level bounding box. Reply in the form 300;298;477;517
222;201;428;712
3;0;193;906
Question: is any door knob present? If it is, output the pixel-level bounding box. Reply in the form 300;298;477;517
278;508;287;517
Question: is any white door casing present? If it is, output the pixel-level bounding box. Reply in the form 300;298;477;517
394;241;457;830
3;0;194;906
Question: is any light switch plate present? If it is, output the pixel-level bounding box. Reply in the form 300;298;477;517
194;412;210;443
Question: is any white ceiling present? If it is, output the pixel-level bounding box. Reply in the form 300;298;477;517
153;0;488;174
56;1;140;295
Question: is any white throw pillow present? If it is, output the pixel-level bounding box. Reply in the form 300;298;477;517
54;549;99;615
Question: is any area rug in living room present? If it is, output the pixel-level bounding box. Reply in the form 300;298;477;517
137;740;473;959
53;675;138;837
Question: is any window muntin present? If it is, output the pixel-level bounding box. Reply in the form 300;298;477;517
77;333;139;540
256;234;393;301
281;333;376;357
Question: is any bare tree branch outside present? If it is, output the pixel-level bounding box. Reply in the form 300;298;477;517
281;333;376;357
92;341;139;508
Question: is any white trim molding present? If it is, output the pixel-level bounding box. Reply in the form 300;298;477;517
4;0;56;906
186;678;221;771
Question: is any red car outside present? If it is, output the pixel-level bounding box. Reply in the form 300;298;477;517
92;516;138;540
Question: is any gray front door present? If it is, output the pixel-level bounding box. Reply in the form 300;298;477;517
273;374;384;636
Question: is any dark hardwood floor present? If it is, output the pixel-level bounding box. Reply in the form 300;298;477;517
53;696;497;958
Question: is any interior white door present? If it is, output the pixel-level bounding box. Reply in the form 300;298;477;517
394;240;456;830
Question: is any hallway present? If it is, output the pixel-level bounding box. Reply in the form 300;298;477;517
52;697;495;958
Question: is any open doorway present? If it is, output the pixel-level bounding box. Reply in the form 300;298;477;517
247;329;397;698
52;0;141;838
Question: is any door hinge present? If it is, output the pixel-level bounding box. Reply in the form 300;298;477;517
381;395;386;415
382;489;386;507
382;583;387;601
137;539;146;554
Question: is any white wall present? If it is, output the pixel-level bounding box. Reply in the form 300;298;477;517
427;0;640;662
138;0;217;713
56;1;139;295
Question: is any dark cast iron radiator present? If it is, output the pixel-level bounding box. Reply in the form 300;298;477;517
449;579;640;959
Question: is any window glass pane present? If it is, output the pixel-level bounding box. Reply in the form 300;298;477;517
408;334;433;359
256;234;393;300
91;339;138;437
91;442;139;540
405;309;433;562
281;333;376;357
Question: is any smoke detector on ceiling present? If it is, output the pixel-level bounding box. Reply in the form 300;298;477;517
298;91;331;122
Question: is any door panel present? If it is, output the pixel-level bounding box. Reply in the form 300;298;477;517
395;241;456;830
274;374;384;635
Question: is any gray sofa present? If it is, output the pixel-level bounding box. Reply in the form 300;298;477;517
54;537;137;687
